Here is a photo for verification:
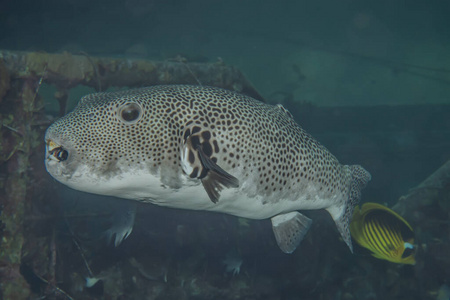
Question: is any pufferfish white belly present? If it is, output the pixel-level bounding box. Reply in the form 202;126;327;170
44;85;371;254
56;166;338;220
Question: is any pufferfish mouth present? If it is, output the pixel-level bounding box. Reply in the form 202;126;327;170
46;139;69;162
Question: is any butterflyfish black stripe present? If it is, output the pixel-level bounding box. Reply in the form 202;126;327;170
383;222;402;247
366;221;390;256
370;220;393;256
379;221;403;257
362;223;375;248
362;222;380;252
387;221;403;244
382;223;399;250
373;220;390;248
391;227;404;247
375;220;396;251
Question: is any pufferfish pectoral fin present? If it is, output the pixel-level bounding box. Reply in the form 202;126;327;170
197;146;239;203
181;131;239;203
271;211;312;254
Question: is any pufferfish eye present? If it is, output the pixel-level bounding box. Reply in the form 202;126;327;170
56;148;69;161
119;103;142;124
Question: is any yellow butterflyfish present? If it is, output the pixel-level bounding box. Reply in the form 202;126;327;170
350;202;415;265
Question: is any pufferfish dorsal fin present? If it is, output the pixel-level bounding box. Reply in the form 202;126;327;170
180;127;239;203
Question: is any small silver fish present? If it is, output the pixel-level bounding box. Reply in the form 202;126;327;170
104;202;137;247
44;85;371;253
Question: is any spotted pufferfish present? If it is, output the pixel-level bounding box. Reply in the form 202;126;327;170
45;85;371;253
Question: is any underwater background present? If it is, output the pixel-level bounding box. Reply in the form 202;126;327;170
0;0;450;299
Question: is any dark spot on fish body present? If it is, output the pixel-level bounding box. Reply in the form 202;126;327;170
183;129;191;141
190;167;199;178
199;168;208;179
202;131;211;140
213;140;219;153
188;150;195;164
202;142;213;157
190;136;200;148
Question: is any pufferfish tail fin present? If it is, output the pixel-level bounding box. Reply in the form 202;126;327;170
327;165;371;253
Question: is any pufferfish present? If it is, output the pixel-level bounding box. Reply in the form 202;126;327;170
350;202;415;264
44;85;371;253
